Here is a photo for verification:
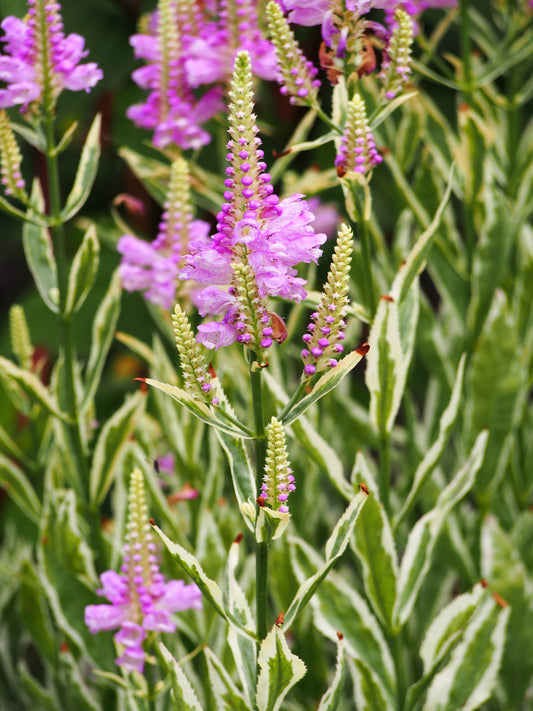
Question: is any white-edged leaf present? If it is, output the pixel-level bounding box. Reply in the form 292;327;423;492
255;506;290;543
159;642;203;711
420;583;487;674
144;378;251;438
290;538;396;704
65;224;99;314
347;657;394;711
281;348;368;426
216;429;256;532
394;431;488;626
283;490;367;629
0;356;68;422
256;626;307;711
317;634;346;711
351;452;398;630
61;114;101;221
422;598;510;711
394;354;466;527
89;390;146;506
81;269;121;410
22;181;58;312
204;646;249;711
0;453;41;524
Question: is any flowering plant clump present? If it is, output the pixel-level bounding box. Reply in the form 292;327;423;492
0;0;531;709
85;469;202;673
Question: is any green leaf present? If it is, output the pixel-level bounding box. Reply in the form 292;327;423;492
81;269;122;410
0;356;68;422
481;517;533;708
465;292;527;494
224;538;256;706
19;663;59;711
61;114;101;221
280;348;368;426
0;421;35;470
317;634;346;711
89;390;146;506
216;429;256;531
292;540;396;705
0;453;41;524
256;626;307;711
65;224;99;314
394;354;466;527
153;524;255;639
283;489;368;629
255;505;290;543
351;452;398;631
144;378;252;438
19;560;58;667
118;147;168;205
22;182;58;312
159;642;203;711
394;431;488;627
204;646;249;711
422;598;510;711
348;657;394;711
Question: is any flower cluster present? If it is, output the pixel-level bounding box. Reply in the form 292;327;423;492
85;469;202;674
180;51;326;355
0;0;102;112
261;417;295;513
380;8;414;99
0;110;26;200
118;158;210;309
335;93;382;178
301;224;353;377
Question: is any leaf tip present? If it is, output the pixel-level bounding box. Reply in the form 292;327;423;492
275;611;284;627
356;342;370;356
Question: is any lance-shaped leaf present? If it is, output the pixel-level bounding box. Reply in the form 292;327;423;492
224;538;256;706
22;182;58;312
61;114;101;221
18;664;58;711
394;431;488;627
0;421;35;470
348;657;394;711
118;147;168;205
255;506;290;543
216;430;256;532
0;356;68;422
153;524;255;640
292;539;396;705
366;295;406;436
394;353;467;527
81;270;121;410
19;560;58;668
283;489;368;629
317;634;346;711
422;597;510;711
280;347;369;426
89;390;146;506
159;642;203;711
0;453;41;524
204;646;249;711
351;452;398;631
256;626;307;711
144;378;252;438
65;224;99;314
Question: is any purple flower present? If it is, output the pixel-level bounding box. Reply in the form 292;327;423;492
118;158;211;309
180;52;326;355
0;2;102;112
85;470;202;674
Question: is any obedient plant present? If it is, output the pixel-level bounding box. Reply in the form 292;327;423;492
1;1;533;710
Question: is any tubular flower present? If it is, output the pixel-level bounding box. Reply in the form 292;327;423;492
0;0;102;113
261;417;295;513
85;469;202;674
118;158;210;309
265;1;321;106
335;93;382;178
301;223;353;378
127;0;222;149
0;110;26;200
180;51;326;358
380;8;413;99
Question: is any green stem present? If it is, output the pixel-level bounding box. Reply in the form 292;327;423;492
43;114;88;501
391;628;407;709
315;105;342;134
351;186;377;320
250;353;269;646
